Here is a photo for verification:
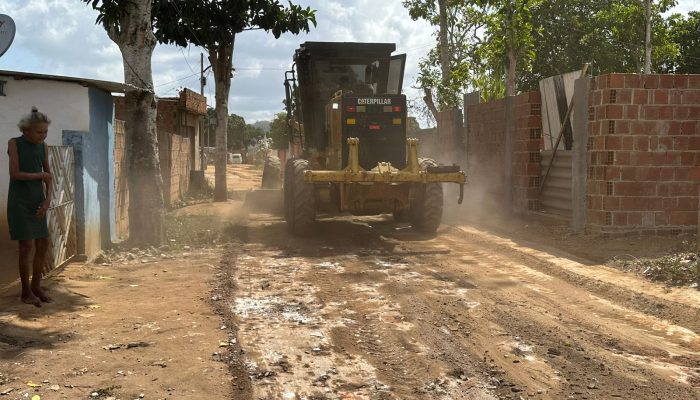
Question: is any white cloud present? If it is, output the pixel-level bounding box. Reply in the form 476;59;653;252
2;0;694;125
1;0;436;123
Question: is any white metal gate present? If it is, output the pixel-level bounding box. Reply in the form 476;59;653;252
45;146;76;273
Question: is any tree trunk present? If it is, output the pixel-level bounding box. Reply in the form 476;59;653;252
209;37;234;202
505;47;517;97
423;87;439;123
437;0;451;87
111;0;165;247
644;0;652;74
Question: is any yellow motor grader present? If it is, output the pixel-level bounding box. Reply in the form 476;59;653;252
279;41;466;235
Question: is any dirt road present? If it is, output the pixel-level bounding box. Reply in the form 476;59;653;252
1;164;698;400
222;211;700;400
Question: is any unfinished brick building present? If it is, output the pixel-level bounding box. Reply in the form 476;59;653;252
114;88;207;226
462;73;700;235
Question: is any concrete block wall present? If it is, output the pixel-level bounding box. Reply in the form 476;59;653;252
512;91;543;213
587;73;700;234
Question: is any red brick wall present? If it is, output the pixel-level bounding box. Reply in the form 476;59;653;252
156;100;178;206
168;131;191;205
466;91;542;212
155;100;193;207
587;73;700;234
115;96;195;209
512;91;543;213
466;98;507;203
180;89;207;115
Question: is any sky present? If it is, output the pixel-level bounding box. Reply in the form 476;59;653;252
0;0;697;126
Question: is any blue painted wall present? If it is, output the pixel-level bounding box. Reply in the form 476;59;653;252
62;88;115;259
88;87;116;248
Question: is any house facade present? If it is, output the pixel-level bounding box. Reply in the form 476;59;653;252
0;70;125;286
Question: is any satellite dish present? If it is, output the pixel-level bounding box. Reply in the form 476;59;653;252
0;14;16;58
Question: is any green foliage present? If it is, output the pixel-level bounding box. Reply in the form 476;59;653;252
151;0;316;48
269;112;289;150
403;0;536;106
227;113;246;150
406;116;421;134
477;0;539;95
404;0;489;110
667;11;700;73
520;0;680;90
404;0;695;106
244;125;266;147
82;0;130;34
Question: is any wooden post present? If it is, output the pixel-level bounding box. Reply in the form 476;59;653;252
697;187;700;289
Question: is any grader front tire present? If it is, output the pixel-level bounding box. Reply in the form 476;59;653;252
411;158;444;234
284;158;315;235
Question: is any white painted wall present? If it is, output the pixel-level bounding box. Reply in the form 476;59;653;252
0;76;90;284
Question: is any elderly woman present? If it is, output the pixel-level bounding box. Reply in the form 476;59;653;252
7;106;53;306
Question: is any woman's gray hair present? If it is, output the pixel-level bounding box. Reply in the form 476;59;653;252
17;106;51;130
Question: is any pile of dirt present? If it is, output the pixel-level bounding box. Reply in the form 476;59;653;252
165;200;250;247
613;252;699;287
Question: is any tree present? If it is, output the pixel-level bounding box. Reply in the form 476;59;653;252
153;0;316;201
243;125;266;147
404;0;536;109
644;0;652;74
518;0;678;91
667;11;700;73
404;0;488;119
406;116;422;136
480;0;538;97
83;0;166;246
227;113;246;150
269;112;289;150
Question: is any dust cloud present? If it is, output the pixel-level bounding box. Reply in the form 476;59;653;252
418;139;509;229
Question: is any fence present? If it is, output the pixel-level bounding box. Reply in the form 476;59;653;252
45;146;77;273
114;119;129;240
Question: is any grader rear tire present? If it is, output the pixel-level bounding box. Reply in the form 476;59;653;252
284;158;315;235
410;159;444;234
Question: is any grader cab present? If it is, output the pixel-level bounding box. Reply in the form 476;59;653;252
282;41;466;235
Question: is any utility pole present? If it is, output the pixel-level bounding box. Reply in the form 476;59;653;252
200;53;205;95
644;0;652;74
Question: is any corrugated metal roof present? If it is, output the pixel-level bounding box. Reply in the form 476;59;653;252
0;70;129;93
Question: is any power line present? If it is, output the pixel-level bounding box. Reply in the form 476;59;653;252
154;71;200;88
159;75;199;97
180;47;197;75
234;66;288;71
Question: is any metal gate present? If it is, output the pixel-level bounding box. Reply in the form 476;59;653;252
44;146;77;273
540;150;573;217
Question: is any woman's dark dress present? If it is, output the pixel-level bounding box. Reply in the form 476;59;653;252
7;136;49;240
